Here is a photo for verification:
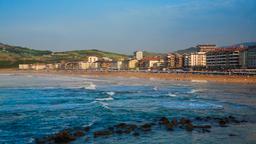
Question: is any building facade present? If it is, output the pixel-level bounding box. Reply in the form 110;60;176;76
240;46;256;69
189;52;206;67
206;47;246;69
134;51;143;60
167;53;183;69
197;44;216;52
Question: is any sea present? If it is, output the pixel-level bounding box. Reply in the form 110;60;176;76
0;73;256;144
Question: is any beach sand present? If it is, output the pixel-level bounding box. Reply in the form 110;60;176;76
0;69;256;84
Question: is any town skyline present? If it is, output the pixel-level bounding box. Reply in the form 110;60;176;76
0;0;256;53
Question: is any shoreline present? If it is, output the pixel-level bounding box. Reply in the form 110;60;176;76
0;69;256;84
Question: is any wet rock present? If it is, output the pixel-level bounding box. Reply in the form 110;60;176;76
229;133;238;137
185;123;193;132
115;123;127;129
179;118;191;125
219;120;227;127
159;117;169;125
114;123;137;134
108;127;114;131
74;130;84;137
171;118;178;126
93;130;113;138
140;123;151;131
194;125;211;129
53;131;76;143
84;126;90;132
166;123;174;131
132;132;140;137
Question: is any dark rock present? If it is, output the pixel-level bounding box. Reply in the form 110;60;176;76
140;123;151;131
179;118;191;125
93;130;113;138
229;133;238;137
108;127;114;131
53;131;76;143
132;132;140;137
159;117;169;125
84;126;90;132
74;130;84;137
114;123;137;134
202;128;211;133
219;120;227;127
171;118;178;126
166;123;174;131
185;123;193;132
194;125;211;129
115;123;127;129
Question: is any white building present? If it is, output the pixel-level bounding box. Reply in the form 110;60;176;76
19;64;30;70
189;52;206;67
31;64;46;70
88;56;98;63
134;51;143;60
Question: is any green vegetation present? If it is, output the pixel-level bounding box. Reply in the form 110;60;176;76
0;43;128;68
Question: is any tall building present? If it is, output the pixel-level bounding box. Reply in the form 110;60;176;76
167;53;183;69
197;44;216;52
183;54;190;68
134;51;143;60
240;46;256;69
189;52;206;67
206;47;246;69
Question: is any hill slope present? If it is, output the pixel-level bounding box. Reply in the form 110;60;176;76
0;43;128;68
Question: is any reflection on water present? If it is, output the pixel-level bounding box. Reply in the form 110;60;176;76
0;73;256;143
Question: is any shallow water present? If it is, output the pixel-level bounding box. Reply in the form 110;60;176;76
0;73;256;144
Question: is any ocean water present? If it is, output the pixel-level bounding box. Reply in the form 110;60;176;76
0;73;256;144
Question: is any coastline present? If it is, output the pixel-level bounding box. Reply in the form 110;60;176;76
0;69;256;84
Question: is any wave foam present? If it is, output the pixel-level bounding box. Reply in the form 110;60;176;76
106;91;115;96
191;80;208;83
83;82;96;90
168;93;177;97
96;97;114;101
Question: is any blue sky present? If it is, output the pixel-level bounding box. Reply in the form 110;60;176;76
0;0;255;53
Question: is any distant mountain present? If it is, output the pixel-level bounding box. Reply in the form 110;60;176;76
0;43;128;68
235;42;256;47
175;47;199;54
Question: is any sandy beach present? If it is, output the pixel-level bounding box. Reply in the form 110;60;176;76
0;68;256;84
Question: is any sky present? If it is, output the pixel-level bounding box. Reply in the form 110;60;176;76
0;0;255;54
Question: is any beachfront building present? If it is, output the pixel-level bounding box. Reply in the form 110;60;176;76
239;46;256;69
206;47;246;70
31;64;47;70
127;59;138;70
134;51;143;60
19;64;30;70
167;53;183;69
139;57;161;70
88;56;98;63
65;62;79;70
197;44;217;52
189;52;206;68
183;54;190;68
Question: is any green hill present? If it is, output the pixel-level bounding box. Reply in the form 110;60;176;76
0;43;128;68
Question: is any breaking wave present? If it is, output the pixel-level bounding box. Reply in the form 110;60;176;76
95;97;114;101
106;91;115;96
83;82;96;90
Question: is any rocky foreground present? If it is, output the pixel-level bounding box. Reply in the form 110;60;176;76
35;115;248;144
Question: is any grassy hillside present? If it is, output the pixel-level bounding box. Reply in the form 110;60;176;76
0;43;128;68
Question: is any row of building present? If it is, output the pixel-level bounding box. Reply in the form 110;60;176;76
19;44;256;71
